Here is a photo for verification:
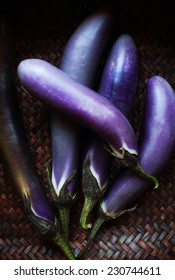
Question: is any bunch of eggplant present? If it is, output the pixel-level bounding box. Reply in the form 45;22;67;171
1;5;175;260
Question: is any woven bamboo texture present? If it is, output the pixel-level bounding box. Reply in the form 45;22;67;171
0;0;175;260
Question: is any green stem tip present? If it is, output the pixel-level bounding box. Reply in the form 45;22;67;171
134;163;159;189
76;217;105;259
76;215;105;259
80;196;97;230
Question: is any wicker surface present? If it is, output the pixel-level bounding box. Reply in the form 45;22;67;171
0;0;175;260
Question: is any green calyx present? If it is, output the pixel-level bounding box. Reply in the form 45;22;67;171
23;196;75;259
23;195;57;238
45;160;77;241
108;149;159;189
80;155;110;230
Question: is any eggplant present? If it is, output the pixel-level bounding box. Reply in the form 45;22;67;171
78;76;175;257
50;5;114;241
59;5;114;87
0;17;75;260
99;34;138;116
17;59;141;166
80;34;138;230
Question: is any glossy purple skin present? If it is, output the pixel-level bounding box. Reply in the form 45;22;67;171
51;115;80;197
84;34;138;188
60;5;114;87
101;76;175;217
0;18;55;224
99;34;138;116
17;59;138;161
51;6;114;197
83;135;113;188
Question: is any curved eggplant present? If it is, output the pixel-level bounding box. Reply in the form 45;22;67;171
17;58;139;160
80;34;138;229
50;5;114;241
0;17;75;260
78;75;175;257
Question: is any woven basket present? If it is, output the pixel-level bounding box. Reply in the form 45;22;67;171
0;0;175;260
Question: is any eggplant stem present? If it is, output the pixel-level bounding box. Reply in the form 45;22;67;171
53;171;76;241
58;206;70;243
76;216;105;259
53;234;75;260
80;196;96;230
134;163;159;189
112;150;159;189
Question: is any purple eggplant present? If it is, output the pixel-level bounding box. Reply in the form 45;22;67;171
80;34;138;229
99;34;138;116
59;5;114;87
78;75;175;258
17;59;143;166
50;5;114;241
0;17;75;260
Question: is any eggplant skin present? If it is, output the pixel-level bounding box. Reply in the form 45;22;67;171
101;76;175;217
60;4;115;86
51;5;114;200
99;34;138;117
0;17;56;236
17;59;138;162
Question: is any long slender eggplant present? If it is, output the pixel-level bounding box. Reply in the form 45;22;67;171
17;59;158;182
59;5;114;87
80;34;138;230
0;17;75;260
78;76;175;257
50;5;114;241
